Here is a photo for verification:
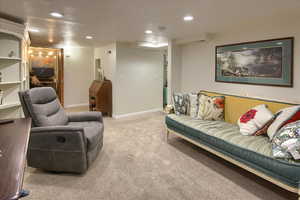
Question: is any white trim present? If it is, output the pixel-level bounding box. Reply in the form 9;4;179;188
113;108;163;119
0;18;25;39
64;103;89;108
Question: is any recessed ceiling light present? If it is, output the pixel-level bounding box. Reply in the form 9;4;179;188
86;35;93;39
145;30;153;34
50;12;64;18
138;42;168;48
29;28;40;33
183;15;194;21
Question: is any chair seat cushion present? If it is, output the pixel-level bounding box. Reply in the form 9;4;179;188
68;121;103;150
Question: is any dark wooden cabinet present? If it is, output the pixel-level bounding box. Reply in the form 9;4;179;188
0;118;31;200
89;80;112;117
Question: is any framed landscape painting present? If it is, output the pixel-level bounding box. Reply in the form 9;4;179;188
215;37;294;87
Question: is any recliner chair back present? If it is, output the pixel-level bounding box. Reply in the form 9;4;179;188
18;87;68;127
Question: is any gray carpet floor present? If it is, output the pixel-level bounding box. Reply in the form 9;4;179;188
23;112;297;200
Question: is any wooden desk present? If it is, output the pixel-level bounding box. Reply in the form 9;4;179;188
0;118;31;200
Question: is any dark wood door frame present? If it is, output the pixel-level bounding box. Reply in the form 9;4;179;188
57;48;64;106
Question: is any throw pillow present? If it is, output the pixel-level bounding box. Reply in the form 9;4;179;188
267;105;300;140
173;93;188;115
238;104;274;136
164;104;174;114
272;120;300;160
197;94;225;121
187;93;198;118
254;118;275;136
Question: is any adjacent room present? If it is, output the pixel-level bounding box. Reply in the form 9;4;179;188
0;0;300;200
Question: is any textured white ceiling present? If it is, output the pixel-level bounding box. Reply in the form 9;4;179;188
0;0;300;47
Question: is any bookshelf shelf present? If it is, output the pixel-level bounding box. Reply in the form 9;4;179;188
0;102;21;110
0;81;21;85
0;18;30;119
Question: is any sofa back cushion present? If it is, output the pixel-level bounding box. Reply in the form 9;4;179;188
201;90;297;124
23;87;68;127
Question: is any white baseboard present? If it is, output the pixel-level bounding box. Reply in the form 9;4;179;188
64;103;89;109
113;108;162;119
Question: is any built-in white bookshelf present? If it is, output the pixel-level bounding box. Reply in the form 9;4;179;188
0;18;30;119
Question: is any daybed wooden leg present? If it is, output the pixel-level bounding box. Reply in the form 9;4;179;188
166;129;170;142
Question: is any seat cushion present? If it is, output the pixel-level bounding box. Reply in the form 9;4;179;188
68;121;103;151
166;114;300;188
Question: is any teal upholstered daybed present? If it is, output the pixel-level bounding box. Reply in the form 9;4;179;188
165;91;300;199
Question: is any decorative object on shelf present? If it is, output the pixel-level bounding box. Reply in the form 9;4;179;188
95;58;104;81
215;37;293;87
0;90;3;105
8;50;15;58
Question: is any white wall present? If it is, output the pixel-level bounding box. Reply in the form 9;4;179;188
94;43;116;82
167;40;182;104
94;43;164;117
114;43;164;116
180;20;300;103
64;47;94;107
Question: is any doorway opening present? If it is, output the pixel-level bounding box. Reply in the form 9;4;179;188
28;47;64;105
163;50;168;108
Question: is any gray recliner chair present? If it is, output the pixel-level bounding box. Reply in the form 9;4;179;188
18;87;104;173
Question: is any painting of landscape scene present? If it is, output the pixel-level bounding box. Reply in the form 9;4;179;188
215;37;294;87
217;46;283;78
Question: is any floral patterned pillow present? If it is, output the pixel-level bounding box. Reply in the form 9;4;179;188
187;93;198;118
272;120;300;160
173;93;188;115
238;104;274;136
197;94;225;121
267;106;300;140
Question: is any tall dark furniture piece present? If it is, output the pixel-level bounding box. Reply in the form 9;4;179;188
0;118;31;200
18;87;104;173
89;80;112;117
